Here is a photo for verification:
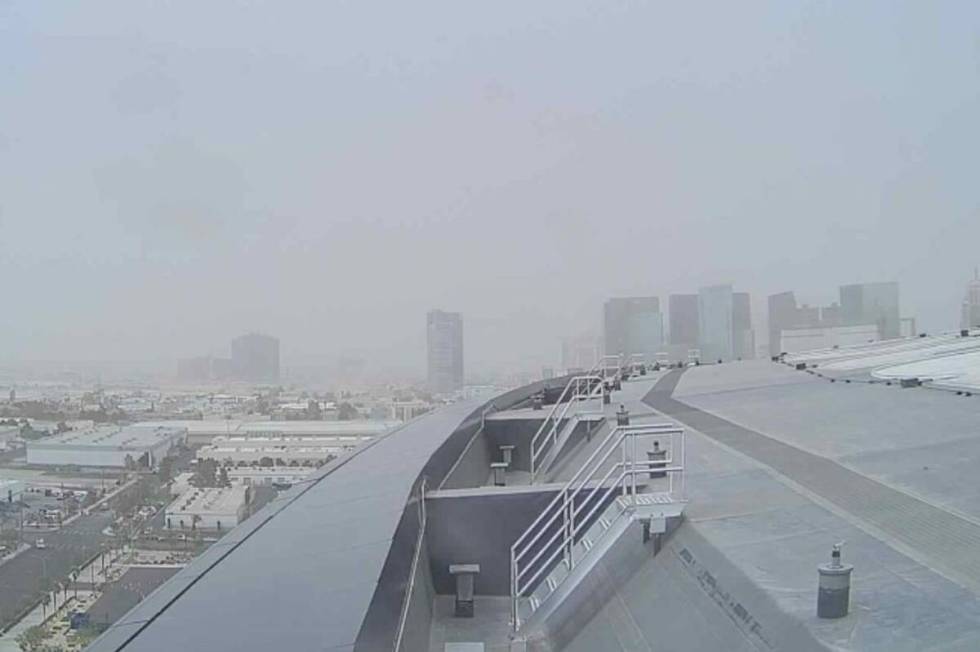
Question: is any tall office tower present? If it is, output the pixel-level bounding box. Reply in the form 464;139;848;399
668;294;700;349
767;291;798;357
231;333;281;382
732;292;754;359
839;282;901;339
962;269;980;330
698;284;734;362
427;310;464;394
603;297;664;360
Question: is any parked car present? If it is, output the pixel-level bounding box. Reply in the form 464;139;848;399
35;538;46;549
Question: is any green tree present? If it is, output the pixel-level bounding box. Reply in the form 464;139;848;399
337;402;358;421
158;456;174;483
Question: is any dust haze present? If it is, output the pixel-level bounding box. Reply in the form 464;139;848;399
2;1;978;380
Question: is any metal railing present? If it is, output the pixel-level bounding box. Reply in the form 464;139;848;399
510;423;685;631
529;375;604;481
394;476;427;652
589;354;624;380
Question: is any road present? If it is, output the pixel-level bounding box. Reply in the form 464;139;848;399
0;511;113;631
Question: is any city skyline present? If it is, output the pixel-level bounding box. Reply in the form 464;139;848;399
3;3;980;375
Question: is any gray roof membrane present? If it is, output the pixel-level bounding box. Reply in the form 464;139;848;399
619;362;980;651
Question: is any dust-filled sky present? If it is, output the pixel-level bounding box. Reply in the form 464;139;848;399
1;2;978;377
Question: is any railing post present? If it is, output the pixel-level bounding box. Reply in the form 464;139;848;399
562;491;570;567
568;490;575;564
631;430;637;506
511;552;518;631
621;435;627;499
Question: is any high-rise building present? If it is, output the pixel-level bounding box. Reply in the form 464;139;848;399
732;292;754;359
962;269;980;330
668;294;699;348
603;297;664;360
427;310;464;393
839;282;900;339
698;285;734;362
767;291;798;357
231;333;280;382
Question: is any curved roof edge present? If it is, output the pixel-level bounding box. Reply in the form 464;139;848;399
86;377;561;652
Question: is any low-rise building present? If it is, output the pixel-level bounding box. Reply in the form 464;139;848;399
25;424;186;469
196;435;347;466
165;485;249;531
226;466;315;487
389;400;432;422
136;419;397;446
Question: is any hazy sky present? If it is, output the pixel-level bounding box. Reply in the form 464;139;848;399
1;2;978;376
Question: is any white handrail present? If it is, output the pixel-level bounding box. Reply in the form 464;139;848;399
510;422;685;630
529;375;603;481
589;354;623;380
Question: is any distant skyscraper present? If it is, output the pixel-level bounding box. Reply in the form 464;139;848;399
698;285;734;362
767;291;798;357
732;292;754;359
603;297;664;360
427;310;464;393
962;269;980;330
231;333;281;382
668;294;699;349
840;282;900;339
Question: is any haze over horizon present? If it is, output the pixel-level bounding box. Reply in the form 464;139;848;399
2;2;978;377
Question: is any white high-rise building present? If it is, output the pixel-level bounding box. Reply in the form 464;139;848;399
698;285;734;362
962;269;980;330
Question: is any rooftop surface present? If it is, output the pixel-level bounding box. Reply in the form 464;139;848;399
84;354;980;651
27;424;185;450
784;330;980;389
135;419;399;436
168;486;249;515
633;361;980;651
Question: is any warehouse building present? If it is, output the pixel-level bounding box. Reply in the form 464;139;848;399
165;485;249;531
226;466;314;487
195;436;346;466
135;419;397;446
26;424;186;469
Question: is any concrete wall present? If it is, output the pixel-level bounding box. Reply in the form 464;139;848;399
484;417;545;473
438;420;496;491
425;487;560;596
